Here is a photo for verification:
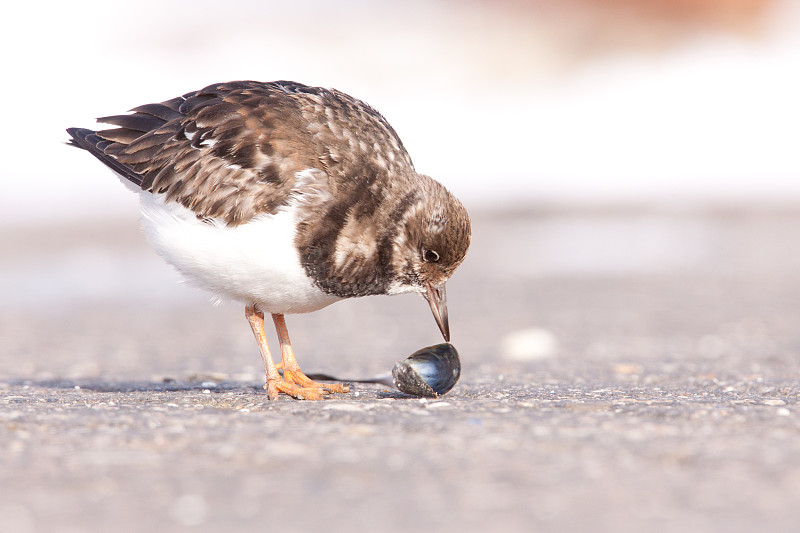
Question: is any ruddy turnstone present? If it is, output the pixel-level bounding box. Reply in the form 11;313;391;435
67;80;471;400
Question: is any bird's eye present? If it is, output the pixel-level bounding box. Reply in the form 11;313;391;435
422;249;440;263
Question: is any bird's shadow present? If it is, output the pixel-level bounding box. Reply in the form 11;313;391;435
6;377;258;394
6;377;415;399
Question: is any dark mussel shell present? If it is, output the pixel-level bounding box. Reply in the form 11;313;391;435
392;343;461;398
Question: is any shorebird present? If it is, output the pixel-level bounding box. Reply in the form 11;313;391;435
67;80;471;400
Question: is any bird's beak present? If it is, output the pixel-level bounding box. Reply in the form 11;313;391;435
424;281;450;342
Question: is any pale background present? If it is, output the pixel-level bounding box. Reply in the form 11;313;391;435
2;2;800;532
1;0;798;225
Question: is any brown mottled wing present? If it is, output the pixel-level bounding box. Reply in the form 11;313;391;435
68;80;420;227
70;81;322;225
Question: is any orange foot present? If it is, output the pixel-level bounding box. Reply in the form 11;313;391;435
246;306;350;401
274;362;350;398
264;379;328;401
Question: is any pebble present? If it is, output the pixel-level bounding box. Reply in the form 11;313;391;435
614;364;644;375
763;399;786;406
501;327;558;361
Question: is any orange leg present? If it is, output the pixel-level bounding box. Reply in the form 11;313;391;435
272;313;350;394
244;305;348;400
245;304;283;400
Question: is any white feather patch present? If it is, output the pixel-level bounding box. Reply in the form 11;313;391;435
139;194;341;314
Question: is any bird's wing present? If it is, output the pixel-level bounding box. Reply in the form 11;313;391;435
68;81;325;225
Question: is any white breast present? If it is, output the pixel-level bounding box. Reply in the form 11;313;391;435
139;194;341;313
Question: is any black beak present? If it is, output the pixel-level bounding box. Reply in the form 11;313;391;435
424;282;450;342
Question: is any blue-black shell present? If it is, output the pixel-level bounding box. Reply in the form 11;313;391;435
392;343;461;397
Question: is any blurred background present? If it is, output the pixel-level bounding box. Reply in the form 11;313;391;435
1;0;798;223
3;2;800;532
1;0;799;374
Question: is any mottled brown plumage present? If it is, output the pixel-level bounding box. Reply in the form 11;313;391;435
68;80;470;299
70;81;415;225
67;80;471;400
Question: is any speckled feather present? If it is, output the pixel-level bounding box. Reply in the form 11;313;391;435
67;81;471;302
69;81;413;224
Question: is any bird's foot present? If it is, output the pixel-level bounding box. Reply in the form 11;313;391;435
274;362;350;395
263;379;329;401
265;365;350;400
284;368;350;394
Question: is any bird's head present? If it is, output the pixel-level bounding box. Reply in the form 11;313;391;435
391;177;471;342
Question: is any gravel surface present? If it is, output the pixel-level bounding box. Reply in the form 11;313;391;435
2;207;800;532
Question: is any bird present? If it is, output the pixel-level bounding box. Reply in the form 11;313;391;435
67;80;471;400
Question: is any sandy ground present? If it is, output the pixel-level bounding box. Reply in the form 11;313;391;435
2;207;800;532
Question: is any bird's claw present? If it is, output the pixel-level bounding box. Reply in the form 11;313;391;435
264;368;350;400
284;369;350;394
